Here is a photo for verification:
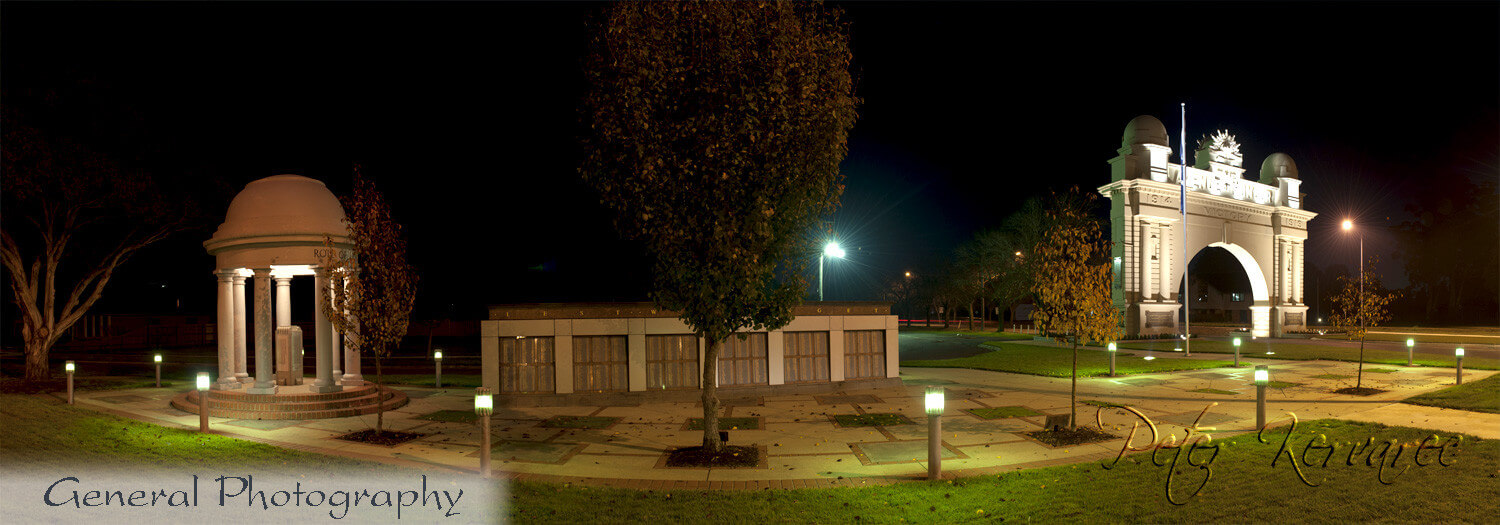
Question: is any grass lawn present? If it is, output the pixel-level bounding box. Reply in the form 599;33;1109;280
511;419;1499;523
0;376;178;394
1361;327;1500;345
1119;339;1499;370
899;328;1035;340
903;342;1233;378
1403;372;1500;414
0;394;413;476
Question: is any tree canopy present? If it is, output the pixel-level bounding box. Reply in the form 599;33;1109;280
580;0;858;452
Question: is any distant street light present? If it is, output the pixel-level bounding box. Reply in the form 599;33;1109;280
65;360;76;405
925;386;944;480
819;241;846;301
1342;219;1364;351
196;372;211;433
434;350;444;388
475;387;494;477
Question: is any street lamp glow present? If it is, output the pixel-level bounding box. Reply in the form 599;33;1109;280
1107;342;1117;352
1233;337;1242;347
925;386;944;415
904;271;912;278
1341;219;1353;231
154;354;163;363
1407;338;1415;348
1254;366;1269;386
196;372;211;391
434;350;443;361
824;241;846;258
1143;356;1156;361
1456;347;1464;357
65;361;75;372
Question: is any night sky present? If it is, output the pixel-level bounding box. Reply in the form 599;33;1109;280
4;1;1496;321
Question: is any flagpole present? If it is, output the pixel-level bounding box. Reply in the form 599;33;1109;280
1180;102;1191;356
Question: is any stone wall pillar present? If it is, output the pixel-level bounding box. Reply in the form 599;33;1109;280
247;268;277;394
275;275;293;328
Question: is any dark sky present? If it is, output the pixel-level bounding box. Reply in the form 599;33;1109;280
3;1;1496;320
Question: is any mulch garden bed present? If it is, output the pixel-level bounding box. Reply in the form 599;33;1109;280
1333;386;1387;396
336;429;426;446
1023;426;1118;447
664;445;760;468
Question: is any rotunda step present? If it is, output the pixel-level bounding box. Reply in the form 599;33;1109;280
169;386;410;420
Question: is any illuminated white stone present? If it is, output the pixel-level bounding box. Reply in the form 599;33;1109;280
1103;117;1316;339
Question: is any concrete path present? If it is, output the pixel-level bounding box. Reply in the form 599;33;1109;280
63;356;1495;491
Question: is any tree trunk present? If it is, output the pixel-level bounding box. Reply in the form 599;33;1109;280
24;335;52;382
1356;337;1365;389
374;350;384;435
1069;337;1078;430
700;334;724;453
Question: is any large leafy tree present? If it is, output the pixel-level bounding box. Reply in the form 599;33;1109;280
1328;257;1398;389
320;169;418;435
1031;189;1121;430
1396;177;1498;324
581;0;858;453
2;115;186;382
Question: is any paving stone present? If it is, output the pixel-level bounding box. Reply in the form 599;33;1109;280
225;419;305;431
96;394;153;404
854;440;960;464
1186;372;1233;380
486;441;583;464
1156;411;1240;428
1118;378;1170;386
814;394;882;405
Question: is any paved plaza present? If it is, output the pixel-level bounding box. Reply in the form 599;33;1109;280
62;337;1499;490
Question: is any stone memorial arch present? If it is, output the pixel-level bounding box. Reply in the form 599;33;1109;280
1099;115;1317;337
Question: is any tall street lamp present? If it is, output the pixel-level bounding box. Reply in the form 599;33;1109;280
819;241;846;301
1342;219;1363;345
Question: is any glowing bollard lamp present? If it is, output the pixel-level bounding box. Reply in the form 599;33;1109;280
926;386;944;480
434;350;444;389
1455;348;1465;385
475;387;494;477
1107;342;1118;376
1406;338;1415;367
1232;337;1243;367
153;354;163;388
65;361;76;405
1254;365;1269;430
196;372;211;433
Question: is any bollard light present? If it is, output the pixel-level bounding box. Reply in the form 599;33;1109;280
1233;337;1243;367
1233;337;1242;347
1456;348;1465;385
1406;338;1415;366
1107;342;1117;376
65;360;76;405
153;353;163;388
196;372;211;433
476;387;494;477
154;354;163;363
434;350;443;361
925;386;944;480
434;350;444;388
925;386;945;415
1254;365;1269;430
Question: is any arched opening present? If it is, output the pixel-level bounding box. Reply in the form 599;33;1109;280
1179;246;1254;327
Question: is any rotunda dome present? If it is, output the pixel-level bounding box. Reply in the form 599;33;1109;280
210;175;348;242
1259;153;1299;183
1122;115;1169;148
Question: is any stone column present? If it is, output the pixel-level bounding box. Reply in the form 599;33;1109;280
309;267;340;393
331;325;343;380
275;275;293;327
247;268;277;394
233;273;250;382
215;271;240;389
